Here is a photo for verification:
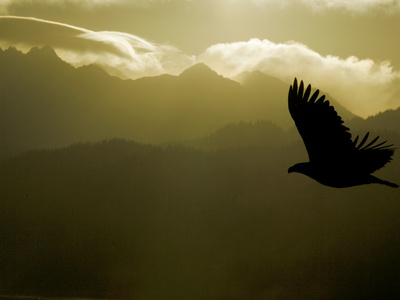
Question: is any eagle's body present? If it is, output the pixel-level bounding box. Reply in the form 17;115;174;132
288;78;398;188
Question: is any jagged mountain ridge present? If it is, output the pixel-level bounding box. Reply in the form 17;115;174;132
0;46;397;158
0;47;254;155
236;70;357;122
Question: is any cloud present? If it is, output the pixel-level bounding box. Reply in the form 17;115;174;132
0;16;194;78
0;0;171;13
198;38;400;117
0;16;399;116
301;0;400;12
2;0;400;14
249;0;400;13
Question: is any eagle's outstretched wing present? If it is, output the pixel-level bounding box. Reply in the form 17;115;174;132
288;78;353;164
288;78;394;173
352;132;395;174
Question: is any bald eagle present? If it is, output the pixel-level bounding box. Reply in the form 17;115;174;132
288;78;398;188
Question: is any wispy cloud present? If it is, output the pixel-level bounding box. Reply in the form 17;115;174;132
0;0;169;13
0;16;194;78
198;38;400;117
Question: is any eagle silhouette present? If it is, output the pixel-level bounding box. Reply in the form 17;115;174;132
288;78;398;188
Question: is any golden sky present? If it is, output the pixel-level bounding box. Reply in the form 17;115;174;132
1;0;400;117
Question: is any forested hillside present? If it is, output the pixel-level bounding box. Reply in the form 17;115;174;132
1;138;399;299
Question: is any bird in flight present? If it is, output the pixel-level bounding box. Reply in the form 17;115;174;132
288;78;398;188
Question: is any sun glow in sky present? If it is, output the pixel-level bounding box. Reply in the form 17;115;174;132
1;0;400;117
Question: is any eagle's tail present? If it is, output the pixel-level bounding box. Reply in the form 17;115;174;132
371;176;399;188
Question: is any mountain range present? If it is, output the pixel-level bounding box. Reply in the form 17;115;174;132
1;46;400;299
3;46;398;157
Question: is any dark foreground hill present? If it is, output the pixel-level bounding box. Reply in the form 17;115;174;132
1;138;399;299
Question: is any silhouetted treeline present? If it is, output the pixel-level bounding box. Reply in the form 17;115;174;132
184;120;288;151
348;107;400;133
1;138;399;299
